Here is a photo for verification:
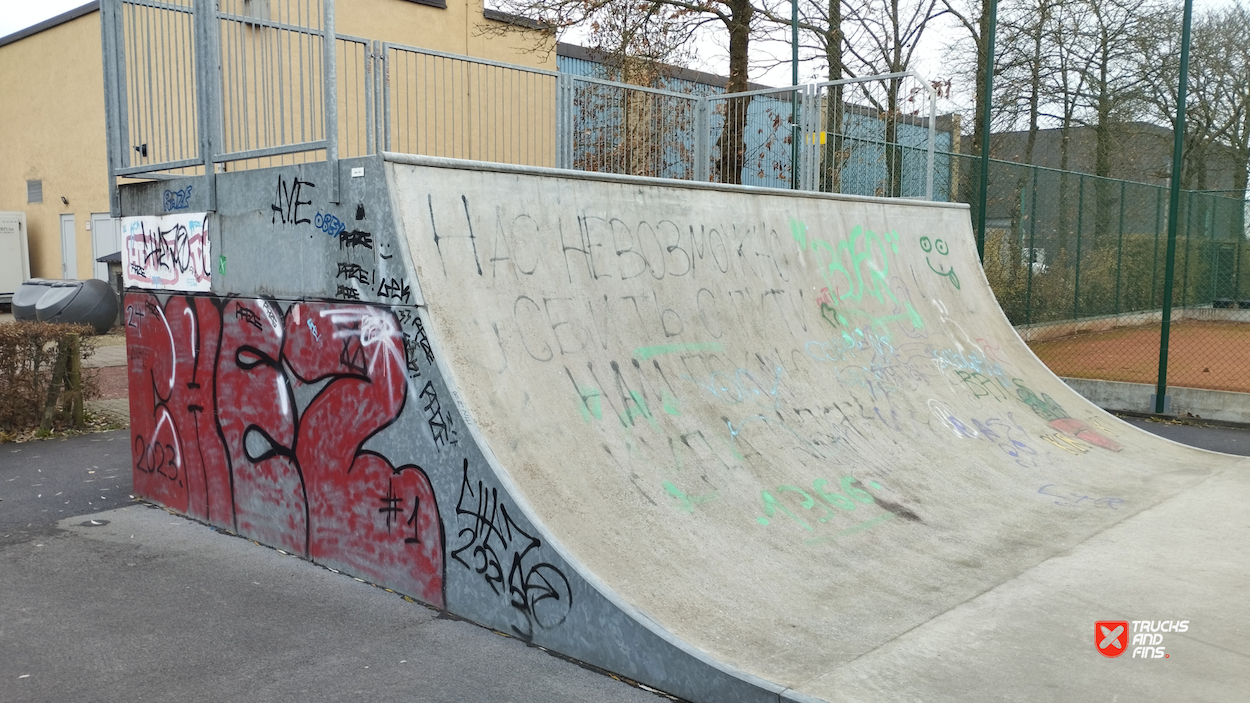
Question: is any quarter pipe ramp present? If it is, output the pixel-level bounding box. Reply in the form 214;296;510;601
122;154;1250;701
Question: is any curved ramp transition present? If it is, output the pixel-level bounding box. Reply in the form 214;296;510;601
125;154;1250;702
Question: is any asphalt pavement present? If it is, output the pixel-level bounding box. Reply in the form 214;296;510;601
0;430;668;703
3;418;1249;702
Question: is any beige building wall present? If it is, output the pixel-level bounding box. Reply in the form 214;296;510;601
0;0;553;282
0;11;109;281
339;0;553;69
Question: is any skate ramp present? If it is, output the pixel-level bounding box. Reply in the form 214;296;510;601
120;154;1249;702
386;155;1250;700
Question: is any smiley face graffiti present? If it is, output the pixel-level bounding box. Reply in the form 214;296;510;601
920;236;960;290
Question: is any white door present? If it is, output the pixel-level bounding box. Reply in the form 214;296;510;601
91;213;120;281
60;214;77;279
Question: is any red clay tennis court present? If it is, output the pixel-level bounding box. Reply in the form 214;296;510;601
1027;320;1250;393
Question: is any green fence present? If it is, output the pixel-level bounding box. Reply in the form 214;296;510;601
946;153;1250;396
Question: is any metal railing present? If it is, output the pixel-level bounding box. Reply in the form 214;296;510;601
100;0;945;212
384;43;559;166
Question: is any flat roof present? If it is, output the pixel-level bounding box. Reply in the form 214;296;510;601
0;2;99;49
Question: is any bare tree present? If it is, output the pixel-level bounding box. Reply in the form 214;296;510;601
488;0;760;183
842;0;946;195
754;0;849;190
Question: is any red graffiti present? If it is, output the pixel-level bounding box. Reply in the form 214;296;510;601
126;293;444;607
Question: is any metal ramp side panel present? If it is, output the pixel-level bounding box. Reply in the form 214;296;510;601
385;154;1242;698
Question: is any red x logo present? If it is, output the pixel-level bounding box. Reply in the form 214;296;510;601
1096;621;1129;658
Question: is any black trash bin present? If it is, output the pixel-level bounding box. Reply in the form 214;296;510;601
11;279;56;321
30;279;119;335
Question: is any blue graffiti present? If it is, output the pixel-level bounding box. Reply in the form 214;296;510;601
315;211;346;238
163;186;193;211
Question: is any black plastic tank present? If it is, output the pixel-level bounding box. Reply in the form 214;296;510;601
11;279;56;321
32;279;120;335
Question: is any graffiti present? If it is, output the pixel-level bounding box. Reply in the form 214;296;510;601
412;316;435;365
756;476;904;543
122;213;212;291
163;185;193;211
955;370;1011;402
1037;484;1125;509
920;236;960;290
337;262;371;286
340;229;374;250
271;175;314;225
451;459;572;639
127;293;445;607
315;211;347;238
1013;379;1123;452
419;381;459;448
377;277;412;303
792;220;903;305
815;286;843;328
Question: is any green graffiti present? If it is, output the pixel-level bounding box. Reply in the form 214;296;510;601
789;218;808;250
759;477;888;535
576;386;603;422
633;342;726;360
1013;378;1067;423
819;303;843;328
842;303;924;335
920;235;960;290
799;224;905;311
661;389;681;416
218;255;227;276
663;481;716;513
620;390;659;432
759;490;813;531
802;514;894;546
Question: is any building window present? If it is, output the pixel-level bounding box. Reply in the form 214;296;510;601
27;180;42;204
405;0;448;8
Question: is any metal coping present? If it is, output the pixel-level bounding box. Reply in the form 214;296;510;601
380;152;970;211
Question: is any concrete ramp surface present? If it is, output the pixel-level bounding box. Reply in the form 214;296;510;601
124;155;1250;702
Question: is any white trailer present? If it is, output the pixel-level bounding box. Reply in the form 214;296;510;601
0;212;31;307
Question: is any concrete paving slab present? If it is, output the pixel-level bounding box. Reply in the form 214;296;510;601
0;430;667;703
0;504;669;703
84;344;127;368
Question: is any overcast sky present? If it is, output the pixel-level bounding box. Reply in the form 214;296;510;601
0;0;89;38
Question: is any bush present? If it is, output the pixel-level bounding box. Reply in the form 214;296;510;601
0;322;99;434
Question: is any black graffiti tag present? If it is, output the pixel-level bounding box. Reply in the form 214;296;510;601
451;459;572;640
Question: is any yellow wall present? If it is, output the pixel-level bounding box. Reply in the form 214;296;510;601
338;0;554;69
0;1;554;281
0;13;109;280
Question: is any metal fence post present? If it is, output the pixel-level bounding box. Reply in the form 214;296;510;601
555;73;570;169
694;95;710;182
382;43;392;153
324;0;340;202
100;0;123;217
803;84;819;192
194;0;217;211
925;72;936;201
364;40;375;156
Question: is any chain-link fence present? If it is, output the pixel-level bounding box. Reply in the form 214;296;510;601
953;152;1250;394
100;0;1250;402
